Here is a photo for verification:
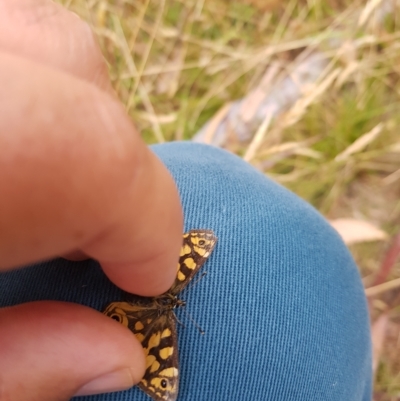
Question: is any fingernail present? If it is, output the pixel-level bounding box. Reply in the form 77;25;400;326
74;368;135;396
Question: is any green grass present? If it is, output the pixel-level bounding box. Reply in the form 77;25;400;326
59;1;400;398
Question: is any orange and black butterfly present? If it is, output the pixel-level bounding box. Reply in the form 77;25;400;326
103;230;217;401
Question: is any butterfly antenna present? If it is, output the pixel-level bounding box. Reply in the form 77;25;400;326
175;272;207;334
186;271;207;291
181;308;205;335
173;312;186;328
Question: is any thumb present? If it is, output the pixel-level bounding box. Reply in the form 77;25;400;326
0;301;145;401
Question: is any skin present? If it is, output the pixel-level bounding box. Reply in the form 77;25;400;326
0;1;183;400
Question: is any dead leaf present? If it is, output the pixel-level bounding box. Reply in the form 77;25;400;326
329;218;388;245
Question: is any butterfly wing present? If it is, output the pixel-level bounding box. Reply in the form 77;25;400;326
104;301;179;401
171;229;218;295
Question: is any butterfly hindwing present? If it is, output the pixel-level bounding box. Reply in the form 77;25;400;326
103;299;160;344
103;229;217;401
137;314;179;401
103;300;179;401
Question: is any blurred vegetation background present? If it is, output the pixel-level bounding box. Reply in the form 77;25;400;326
59;1;400;399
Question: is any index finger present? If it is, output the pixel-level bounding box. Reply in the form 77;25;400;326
0;52;183;296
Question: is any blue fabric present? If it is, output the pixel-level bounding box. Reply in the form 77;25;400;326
0;142;372;401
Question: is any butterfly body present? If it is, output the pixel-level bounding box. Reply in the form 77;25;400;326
103;230;217;401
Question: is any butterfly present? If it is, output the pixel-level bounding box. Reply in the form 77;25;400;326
103;229;218;401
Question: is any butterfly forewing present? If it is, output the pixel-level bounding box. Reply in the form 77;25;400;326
171;230;218;294
103;230;217;401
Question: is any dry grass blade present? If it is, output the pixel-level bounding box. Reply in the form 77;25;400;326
113;17;165;143
366;278;400;297
281;66;341;128
243;111;273;162
383;168;400;185
359;0;385;27
130;0;165;99
335;123;384;162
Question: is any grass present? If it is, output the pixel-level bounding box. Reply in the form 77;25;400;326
60;0;400;398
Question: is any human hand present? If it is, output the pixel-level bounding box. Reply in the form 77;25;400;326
0;1;183;400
